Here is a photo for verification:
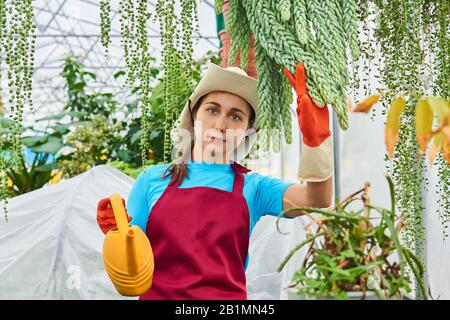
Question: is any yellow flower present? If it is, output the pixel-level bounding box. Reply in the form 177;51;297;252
6;178;13;188
49;172;63;185
101;148;109;154
100;155;108;161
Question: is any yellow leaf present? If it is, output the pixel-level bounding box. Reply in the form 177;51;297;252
425;96;450;122
353;93;383;113
415;98;434;153
385;97;406;159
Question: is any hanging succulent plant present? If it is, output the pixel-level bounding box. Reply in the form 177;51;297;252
118;0;140;87
218;0;358;152
100;0;154;164
100;0;111;60
155;0;197;163
0;0;36;220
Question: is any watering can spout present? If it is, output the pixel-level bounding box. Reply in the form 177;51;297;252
102;194;154;296
126;228;138;276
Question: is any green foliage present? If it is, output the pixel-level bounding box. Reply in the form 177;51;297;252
109;159;164;179
278;176;428;300
57;114;121;178
61;52;117;121
1;113;63;198
4;150;57;197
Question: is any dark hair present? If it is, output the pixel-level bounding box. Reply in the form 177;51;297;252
162;92;256;186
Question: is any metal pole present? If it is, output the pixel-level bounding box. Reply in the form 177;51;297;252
332;112;341;202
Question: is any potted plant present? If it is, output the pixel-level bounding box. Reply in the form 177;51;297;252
277;175;428;300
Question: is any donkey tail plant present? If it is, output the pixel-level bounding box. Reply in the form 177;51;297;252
277;174;428;300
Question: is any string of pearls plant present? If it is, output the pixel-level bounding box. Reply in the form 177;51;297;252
216;0;360;152
99;0;111;60
0;0;36;220
156;0;198;163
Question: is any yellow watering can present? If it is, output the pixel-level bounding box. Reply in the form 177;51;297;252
102;194;154;296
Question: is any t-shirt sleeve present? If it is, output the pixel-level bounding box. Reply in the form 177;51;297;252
252;173;296;220
126;170;150;233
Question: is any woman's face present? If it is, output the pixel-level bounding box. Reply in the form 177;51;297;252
193;91;253;159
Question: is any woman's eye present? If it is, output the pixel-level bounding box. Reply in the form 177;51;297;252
231;114;242;121
207;108;217;114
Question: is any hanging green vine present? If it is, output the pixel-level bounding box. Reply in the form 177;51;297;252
136;0;152;164
118;0;140;87
100;0;111;60
155;0;197;163
102;0;154;164
0;0;36;221
373;0;426;299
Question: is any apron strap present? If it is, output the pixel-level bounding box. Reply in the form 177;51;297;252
232;171;245;194
231;162;250;195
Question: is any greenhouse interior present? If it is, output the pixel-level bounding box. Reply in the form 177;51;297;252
0;0;449;301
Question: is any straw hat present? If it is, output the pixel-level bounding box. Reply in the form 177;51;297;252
170;63;259;163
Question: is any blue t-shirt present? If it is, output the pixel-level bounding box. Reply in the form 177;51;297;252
126;161;296;271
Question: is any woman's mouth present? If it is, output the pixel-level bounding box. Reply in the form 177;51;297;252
208;135;226;142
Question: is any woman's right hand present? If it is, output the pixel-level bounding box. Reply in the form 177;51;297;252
97;197;132;235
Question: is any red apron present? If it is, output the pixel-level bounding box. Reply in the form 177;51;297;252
139;162;251;300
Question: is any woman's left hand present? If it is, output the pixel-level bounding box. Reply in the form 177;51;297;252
283;62;334;183
283;62;331;148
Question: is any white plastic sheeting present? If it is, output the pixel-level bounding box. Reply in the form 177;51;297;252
0;165;136;299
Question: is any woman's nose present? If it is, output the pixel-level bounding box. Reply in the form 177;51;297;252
214;116;227;132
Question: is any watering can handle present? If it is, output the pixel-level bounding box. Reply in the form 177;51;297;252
109;194;129;234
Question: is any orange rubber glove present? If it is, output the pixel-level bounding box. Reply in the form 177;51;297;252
97;197;132;235
284;62;331;147
284;62;333;182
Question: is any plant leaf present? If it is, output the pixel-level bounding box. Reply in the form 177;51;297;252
415;98;434;153
353;93;382;113
425;96;450;122
37;111;87;122
31;137;64;154
34;162;57;172
385;97;406;159
22;135;48;147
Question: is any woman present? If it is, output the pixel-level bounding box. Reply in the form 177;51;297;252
97;63;333;300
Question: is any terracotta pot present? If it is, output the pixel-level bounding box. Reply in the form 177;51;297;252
219;0;258;79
